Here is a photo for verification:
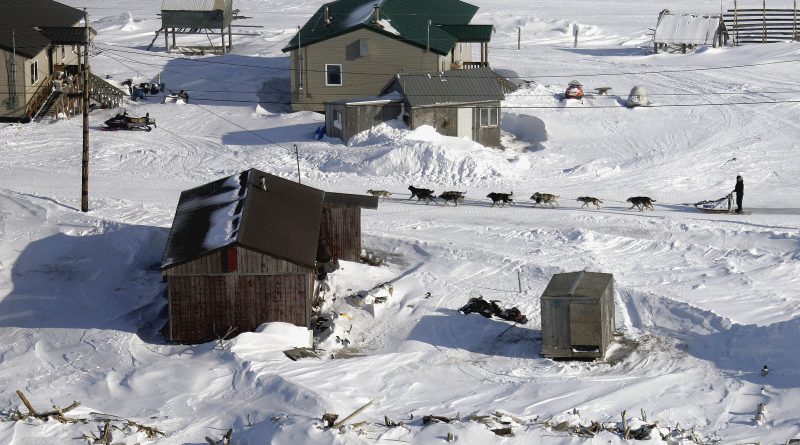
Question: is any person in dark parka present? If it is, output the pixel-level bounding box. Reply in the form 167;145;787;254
733;175;744;213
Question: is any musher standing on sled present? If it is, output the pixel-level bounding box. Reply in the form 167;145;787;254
733;175;744;213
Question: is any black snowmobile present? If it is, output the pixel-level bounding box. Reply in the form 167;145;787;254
101;110;156;131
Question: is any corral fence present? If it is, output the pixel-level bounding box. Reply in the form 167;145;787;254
725;0;800;44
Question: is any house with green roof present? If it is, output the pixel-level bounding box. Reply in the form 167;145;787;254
281;0;494;112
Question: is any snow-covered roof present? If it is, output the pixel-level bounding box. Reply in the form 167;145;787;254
161;0;227;11
161;169;325;270
654;11;724;45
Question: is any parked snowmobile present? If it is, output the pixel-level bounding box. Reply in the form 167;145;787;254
102;110;156;131
563;80;585;101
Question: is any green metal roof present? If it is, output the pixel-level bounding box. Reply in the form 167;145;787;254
437;24;493;42
282;0;480;56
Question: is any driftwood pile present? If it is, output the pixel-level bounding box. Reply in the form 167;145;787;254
348;407;722;443
2;390;165;444
540;409;721;444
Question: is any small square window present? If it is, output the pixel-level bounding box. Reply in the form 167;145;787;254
479;107;498;127
325;64;342;86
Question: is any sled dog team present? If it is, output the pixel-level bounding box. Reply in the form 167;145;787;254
366;187;657;211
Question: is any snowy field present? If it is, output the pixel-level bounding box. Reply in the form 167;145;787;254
2;0;800;443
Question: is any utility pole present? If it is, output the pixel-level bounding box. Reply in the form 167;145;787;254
81;8;90;212
294;144;302;184
10;30;17;108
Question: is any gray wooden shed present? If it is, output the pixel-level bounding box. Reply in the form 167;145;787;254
325;94;404;143
159;0;234;53
540;271;615;360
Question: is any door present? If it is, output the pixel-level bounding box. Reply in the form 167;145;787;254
569;302;601;350
457;107;472;139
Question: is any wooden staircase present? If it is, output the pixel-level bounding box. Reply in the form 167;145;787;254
31;91;63;122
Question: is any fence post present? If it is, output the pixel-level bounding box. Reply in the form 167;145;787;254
734;0;739;45
517;27;521;50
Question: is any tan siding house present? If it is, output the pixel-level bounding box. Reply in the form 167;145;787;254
290;28;450;112
283;0;492;113
1;0;88;122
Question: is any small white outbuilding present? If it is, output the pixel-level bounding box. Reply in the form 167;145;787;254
653;9;728;53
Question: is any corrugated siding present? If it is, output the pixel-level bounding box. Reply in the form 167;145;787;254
320;205;362;262
290;28;441;112
162;0;226;11
167;273;311;342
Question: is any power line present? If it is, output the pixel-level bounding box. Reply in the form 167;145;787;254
100;49;297;154
94;44;800;81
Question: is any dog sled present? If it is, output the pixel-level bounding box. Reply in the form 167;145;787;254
694;193;735;213
101;110;156;131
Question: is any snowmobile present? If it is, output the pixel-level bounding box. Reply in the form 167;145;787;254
459;295;529;324
563;80;585;101
101;110;156;131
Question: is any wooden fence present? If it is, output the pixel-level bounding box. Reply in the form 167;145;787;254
724;0;799;44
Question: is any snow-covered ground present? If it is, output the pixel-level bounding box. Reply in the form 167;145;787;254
1;0;800;443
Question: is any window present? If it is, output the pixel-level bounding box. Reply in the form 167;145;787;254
479;107;498;127
333;110;342;129
359;39;369;57
30;61;38;84
325;64;342;86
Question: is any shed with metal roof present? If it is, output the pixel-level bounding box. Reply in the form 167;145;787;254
540;271;616;359
161;169;378;342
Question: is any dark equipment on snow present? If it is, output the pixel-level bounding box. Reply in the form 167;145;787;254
459;295;528;324
102;110;156;131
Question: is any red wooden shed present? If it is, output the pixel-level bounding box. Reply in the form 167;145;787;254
161;169;377;342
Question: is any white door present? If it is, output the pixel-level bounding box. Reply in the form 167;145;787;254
457;107;472;139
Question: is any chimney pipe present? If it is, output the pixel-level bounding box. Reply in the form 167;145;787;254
373;4;380;24
324;6;331;25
